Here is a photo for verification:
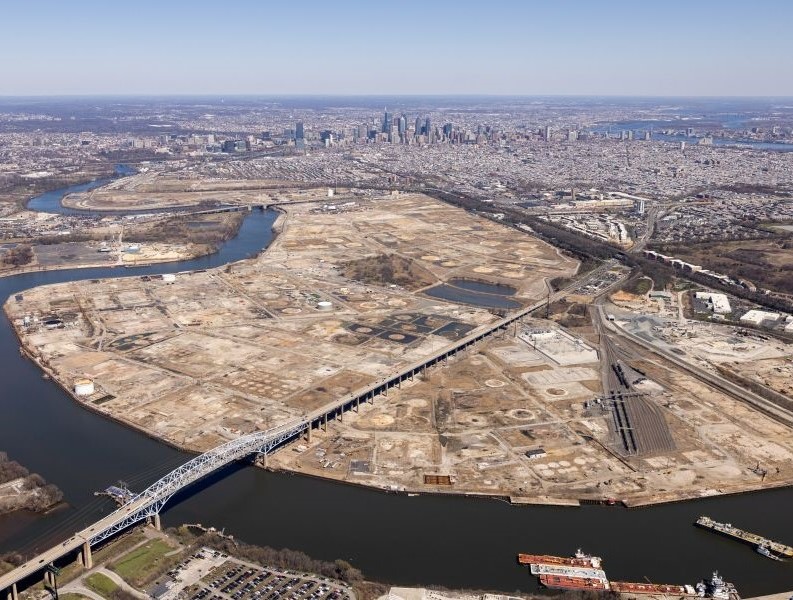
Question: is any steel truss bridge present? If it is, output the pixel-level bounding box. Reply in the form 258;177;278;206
92;419;310;545
2;266;618;600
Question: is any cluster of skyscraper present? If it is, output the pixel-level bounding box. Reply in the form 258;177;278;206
378;108;439;143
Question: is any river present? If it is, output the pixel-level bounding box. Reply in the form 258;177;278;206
1;178;792;595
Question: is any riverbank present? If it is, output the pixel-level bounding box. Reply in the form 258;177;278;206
0;453;63;517
2;189;793;596
8;192;793;511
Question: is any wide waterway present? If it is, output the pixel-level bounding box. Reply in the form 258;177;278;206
1;179;792;595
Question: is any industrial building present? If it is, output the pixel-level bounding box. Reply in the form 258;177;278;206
695;291;732;314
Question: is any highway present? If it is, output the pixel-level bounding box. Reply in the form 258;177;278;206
1;261;618;598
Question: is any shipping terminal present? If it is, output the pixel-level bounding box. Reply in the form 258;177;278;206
695;515;793;560
517;551;739;599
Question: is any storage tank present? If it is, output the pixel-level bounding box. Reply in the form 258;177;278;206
74;379;95;396
316;301;333;311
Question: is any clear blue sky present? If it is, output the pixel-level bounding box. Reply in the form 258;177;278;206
2;0;792;96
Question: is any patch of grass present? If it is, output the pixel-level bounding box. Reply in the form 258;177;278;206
92;530;147;566
85;573;119;598
61;594;92;600
342;254;437;291
109;538;178;587
623;276;652;296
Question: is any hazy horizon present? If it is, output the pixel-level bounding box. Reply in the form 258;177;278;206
3;93;793;99
3;0;793;96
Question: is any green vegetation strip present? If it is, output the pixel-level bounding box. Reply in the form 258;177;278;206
110;538;177;587
85;573;119;598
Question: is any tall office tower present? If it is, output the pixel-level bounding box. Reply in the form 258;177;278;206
358;124;368;141
415;116;423;137
398;114;407;135
543;125;552;141
382;108;392;134
425;117;431;140
627;130;634;141
644;130;652;141
443;123;453;137
295;121;304;141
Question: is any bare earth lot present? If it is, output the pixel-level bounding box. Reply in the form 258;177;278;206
6;191;573;454
9;189;793;506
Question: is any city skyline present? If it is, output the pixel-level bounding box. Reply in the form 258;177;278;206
2;0;793;96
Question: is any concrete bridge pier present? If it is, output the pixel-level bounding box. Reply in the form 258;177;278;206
6;582;18;600
355;398;359;412
152;513;161;531
339;407;343;423
80;541;93;569
43;570;53;588
323;414;328;431
307;423;312;443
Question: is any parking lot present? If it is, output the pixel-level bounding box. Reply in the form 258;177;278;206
161;547;354;600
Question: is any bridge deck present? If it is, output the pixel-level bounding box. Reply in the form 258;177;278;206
0;265;605;595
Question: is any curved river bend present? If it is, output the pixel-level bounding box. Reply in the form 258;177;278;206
1;179;792;595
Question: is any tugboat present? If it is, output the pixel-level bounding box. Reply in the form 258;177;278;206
696;571;740;600
757;544;784;561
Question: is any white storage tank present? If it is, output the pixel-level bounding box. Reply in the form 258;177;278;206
316;301;333;311
74;378;95;396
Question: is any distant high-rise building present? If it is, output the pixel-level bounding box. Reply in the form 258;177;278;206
398;114;407;137
358;124;368;141
443;123;453;137
415;117;423;137
425;117;431;140
295;121;304;140
644;131;652;141
686;127;694;137
383;109;392;134
543;125;552;141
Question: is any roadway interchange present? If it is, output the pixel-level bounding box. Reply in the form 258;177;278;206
0;261;615;599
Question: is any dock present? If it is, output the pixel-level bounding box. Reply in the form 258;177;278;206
94;485;135;506
696;516;793;558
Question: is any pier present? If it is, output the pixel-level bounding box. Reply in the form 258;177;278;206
696;516;793;558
